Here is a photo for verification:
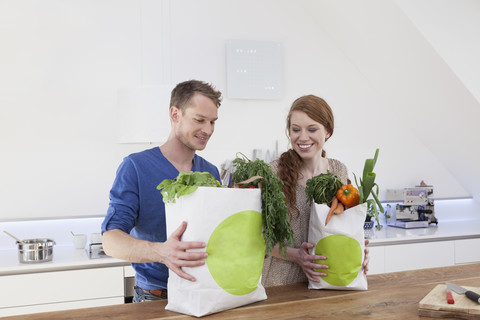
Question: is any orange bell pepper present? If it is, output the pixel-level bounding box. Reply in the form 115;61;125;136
336;184;360;207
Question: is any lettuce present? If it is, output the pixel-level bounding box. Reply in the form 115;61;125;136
157;171;221;203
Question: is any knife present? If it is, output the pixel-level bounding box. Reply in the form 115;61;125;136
446;282;480;304
445;282;455;304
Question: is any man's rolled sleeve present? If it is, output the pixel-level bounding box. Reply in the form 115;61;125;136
101;158;140;234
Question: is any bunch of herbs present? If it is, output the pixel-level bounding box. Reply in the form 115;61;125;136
305;172;343;206
232;153;294;257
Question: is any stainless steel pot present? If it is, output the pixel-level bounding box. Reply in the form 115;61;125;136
17;238;56;263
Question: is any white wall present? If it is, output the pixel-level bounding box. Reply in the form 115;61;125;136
0;0;478;221
395;0;480;103
0;0;143;220
301;0;480;202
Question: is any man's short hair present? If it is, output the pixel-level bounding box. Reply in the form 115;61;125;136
170;80;222;112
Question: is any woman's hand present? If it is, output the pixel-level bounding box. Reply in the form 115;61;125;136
362;239;370;274
295;242;328;282
295;239;370;282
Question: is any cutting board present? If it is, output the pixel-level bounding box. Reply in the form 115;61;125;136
419;284;480;319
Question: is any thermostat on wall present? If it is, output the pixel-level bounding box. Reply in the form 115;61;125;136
226;39;283;100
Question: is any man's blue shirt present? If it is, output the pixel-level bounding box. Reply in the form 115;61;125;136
101;147;220;290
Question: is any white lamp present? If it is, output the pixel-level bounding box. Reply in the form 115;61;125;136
117;84;174;144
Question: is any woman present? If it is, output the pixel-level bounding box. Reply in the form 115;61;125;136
262;95;369;287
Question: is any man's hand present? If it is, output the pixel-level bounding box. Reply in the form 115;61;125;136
103;222;208;282
159;221;208;281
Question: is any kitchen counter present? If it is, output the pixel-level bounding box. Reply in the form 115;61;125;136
0;246;128;276
1;219;479;276
366;219;480;246
5;262;480;319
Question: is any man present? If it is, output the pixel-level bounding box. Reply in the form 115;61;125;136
101;80;222;302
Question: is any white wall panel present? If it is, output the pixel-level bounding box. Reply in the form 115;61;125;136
0;0;479;220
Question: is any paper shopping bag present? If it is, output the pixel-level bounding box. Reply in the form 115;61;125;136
308;202;368;291
165;186;267;317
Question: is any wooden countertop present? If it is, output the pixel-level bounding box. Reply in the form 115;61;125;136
7;263;480;320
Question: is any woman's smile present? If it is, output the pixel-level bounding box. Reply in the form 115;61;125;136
289;111;329;160
298;143;314;151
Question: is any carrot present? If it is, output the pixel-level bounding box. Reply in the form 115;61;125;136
333;202;344;215
325;196;338;226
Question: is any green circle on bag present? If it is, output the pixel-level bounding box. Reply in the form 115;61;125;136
314;234;362;286
206;210;265;295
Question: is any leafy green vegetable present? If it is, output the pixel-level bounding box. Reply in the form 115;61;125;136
157;171;221;203
232;153;294;257
353;148;385;230
305;172;343;206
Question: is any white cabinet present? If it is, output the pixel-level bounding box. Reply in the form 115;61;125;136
124;264;135;277
384;241;455;273
455;238;480;264
368;238;480;275
367;246;385;275
0;267;124;317
123;265;136;300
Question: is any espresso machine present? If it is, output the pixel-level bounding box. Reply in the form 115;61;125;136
388;185;438;228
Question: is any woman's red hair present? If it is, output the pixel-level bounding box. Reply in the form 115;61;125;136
277;95;335;218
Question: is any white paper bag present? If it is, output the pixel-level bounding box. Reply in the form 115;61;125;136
308;202;368;291
165;187;267;317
